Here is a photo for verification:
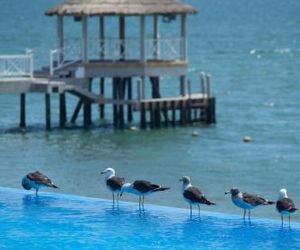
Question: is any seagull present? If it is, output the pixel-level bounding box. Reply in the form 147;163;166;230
22;171;58;195
101;168;125;205
179;176;216;216
225;187;274;219
276;188;297;226
121;180;170;210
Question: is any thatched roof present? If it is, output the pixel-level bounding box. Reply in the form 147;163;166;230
45;0;198;16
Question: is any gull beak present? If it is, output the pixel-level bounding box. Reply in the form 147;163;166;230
225;191;230;195
179;178;183;182
120;192;123;197
100;171;106;175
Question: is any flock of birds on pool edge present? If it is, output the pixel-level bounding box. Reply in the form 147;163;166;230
21;168;298;227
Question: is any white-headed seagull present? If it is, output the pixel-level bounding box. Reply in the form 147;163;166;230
180;176;216;216
121;180;170;210
276;188;297;226
225;187;274;219
22;171;58;195
101;168;125;204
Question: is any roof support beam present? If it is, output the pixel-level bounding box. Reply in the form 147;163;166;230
99;16;105;59
140;15;146;63
119;16;125;60
57;15;64;63
153;15;160;60
180;13;187;61
82;16;88;63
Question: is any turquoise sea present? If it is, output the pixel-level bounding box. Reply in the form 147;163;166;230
0;0;299;222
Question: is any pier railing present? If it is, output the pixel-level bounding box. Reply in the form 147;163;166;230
49;37;185;75
0;51;33;78
50;41;82;76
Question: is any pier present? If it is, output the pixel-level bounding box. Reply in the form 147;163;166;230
0;0;216;130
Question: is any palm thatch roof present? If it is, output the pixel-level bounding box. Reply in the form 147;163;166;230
45;0;198;16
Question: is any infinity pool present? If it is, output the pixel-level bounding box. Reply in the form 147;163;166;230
0;187;299;249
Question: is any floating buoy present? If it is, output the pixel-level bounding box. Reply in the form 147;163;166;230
243;136;252;143
192;131;199;137
129;126;138;131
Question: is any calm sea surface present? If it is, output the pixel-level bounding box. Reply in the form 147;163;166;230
0;0;299;221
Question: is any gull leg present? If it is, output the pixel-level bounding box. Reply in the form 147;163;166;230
243;210;246;220
112;193;115;205
142;196;145;210
139;196;141;210
197;204;201;217
248;210;251;220
35;189;38;196
289;215;291;228
190;204;193;217
281;215;283;227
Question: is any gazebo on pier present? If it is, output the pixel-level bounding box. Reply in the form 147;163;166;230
0;0;215;130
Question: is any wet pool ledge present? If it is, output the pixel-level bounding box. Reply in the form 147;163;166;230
0;187;299;249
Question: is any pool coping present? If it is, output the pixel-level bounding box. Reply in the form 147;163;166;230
1;186;299;228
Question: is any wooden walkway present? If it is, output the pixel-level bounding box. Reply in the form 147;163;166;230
0;70;216;130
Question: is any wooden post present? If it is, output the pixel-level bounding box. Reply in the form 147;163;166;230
59;93;67;128
180;100;186;125
83;99;92;127
127;77;133;123
200;72;206;95
70;100;82;124
187;80;192;123
206;97;216;124
155;102;161;128
19;93;26;129
100;78;105;119
82;16;88;63
113;78;118;127
206;74;212;98
171;101;176;127
83;79;92;127
45;93;51;130
140;102;146;129
118;78;125;129
180;76;186;96
137;78;144;101
163;101;168;127
149;102;154;129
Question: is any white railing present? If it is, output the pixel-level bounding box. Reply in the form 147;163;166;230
50;39;81;76
89;38;141;61
0;50;33;78
50;37;184;75
146;38;184;60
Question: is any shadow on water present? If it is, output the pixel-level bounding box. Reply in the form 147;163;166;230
22;194;51;207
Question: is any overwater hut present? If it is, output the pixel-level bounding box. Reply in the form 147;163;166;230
0;0;215;130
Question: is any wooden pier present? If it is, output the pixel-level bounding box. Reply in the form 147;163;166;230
0;0;216;131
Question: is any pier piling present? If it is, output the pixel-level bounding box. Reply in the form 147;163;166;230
19;93;26;129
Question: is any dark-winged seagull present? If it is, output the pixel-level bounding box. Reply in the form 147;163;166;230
276;188;298;226
101;168;125;204
121;180;170;210
22;171;58;195
179;176;216;216
225;187;274;219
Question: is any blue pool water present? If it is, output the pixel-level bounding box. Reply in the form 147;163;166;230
0;0;300;222
0;188;299;249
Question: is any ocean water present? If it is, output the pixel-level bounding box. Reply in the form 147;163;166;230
1;187;300;249
0;0;300;223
